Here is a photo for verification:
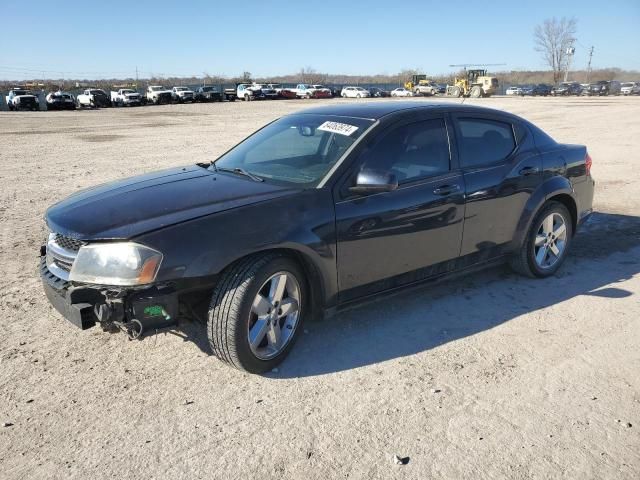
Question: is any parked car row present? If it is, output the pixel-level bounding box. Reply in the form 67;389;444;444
506;80;634;97
506;84;553;96
3;82;394;111
6;79;639;111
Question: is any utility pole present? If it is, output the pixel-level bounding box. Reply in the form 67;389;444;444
135;65;139;87
563;44;575;82
586;46;594;83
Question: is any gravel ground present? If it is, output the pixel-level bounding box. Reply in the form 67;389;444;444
0;96;639;479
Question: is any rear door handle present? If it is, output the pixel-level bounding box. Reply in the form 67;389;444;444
433;184;460;196
519;166;539;176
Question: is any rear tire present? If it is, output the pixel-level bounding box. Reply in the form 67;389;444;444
470;85;482;98
207;253;307;373
509;201;573;278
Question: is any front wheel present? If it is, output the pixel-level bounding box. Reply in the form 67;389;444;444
208;253;307;373
510;201;573;278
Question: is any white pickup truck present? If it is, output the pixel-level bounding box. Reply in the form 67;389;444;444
236;83;264;101
295;84;332;99
5;87;40;111
111;89;143;106
146;85;173;104
171;86;195;103
75;88;111;108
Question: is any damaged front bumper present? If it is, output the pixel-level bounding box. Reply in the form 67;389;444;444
39;253;179;337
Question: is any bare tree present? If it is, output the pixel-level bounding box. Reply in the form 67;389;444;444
299;67;326;84
534;17;577;83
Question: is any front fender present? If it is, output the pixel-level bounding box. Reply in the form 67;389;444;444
136;189;339;308
511;176;574;250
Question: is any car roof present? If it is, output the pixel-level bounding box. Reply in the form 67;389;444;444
296;101;507;121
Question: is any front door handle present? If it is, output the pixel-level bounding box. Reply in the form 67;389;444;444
433;184;461;196
519;166;539;176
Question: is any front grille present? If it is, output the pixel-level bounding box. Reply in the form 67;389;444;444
54;233;84;252
46;233;83;281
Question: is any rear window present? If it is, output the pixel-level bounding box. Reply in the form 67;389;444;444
457;118;516;167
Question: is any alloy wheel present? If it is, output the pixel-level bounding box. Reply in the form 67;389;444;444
534;212;568;269
248;272;301;360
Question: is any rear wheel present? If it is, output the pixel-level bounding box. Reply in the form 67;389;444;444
470;85;483;98
510;201;573;278
207;253;307;373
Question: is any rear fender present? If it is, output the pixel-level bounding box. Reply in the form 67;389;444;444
511;176;574;250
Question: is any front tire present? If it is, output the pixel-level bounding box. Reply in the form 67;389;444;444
208;253;307;373
510;201;573;278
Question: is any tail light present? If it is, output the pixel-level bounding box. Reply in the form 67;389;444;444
585;152;593;176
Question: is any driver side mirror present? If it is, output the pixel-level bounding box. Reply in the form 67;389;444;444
349;170;398;195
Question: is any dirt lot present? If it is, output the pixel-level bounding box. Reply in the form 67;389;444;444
1;96;639;479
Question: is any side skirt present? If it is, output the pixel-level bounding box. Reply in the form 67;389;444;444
326;251;510;319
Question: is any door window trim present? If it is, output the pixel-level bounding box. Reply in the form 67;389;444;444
335;114;456;199
450;114;520;170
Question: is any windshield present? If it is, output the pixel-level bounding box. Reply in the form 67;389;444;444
150;86;164;91
201;86;215;91
90;89;106;95
175;87;187;91
621;83;633;87
14;90;28;95
211;114;374;187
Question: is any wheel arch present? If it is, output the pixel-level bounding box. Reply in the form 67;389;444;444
511;178;578;250
217;246;330;321
546;193;577;235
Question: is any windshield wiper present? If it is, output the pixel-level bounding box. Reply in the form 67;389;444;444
214;165;264;182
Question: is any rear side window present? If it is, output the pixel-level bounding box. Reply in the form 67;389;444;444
457;118;516;167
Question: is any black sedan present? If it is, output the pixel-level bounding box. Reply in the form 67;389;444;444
45;91;76;110
368;87;390;97
551;82;582;96
40;103;595;373
533;84;552;96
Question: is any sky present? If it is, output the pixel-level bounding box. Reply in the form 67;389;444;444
1;0;638;80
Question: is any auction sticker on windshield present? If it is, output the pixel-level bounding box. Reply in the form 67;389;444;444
317;121;359;136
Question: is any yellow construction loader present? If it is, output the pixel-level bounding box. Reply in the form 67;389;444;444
446;69;499;98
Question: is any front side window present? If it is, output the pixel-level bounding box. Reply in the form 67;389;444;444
212;114;373;187
457;118;516;167
358;119;451;183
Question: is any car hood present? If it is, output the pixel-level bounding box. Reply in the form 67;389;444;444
45;165;299;240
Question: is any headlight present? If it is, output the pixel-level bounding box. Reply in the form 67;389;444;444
69;242;163;286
